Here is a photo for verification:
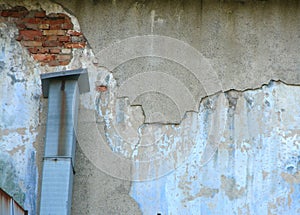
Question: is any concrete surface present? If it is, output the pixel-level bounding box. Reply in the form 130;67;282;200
56;0;300;123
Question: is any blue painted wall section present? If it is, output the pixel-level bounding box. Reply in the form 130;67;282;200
130;82;300;215
0;21;40;215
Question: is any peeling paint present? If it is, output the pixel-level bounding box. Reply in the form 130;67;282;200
128;82;300;214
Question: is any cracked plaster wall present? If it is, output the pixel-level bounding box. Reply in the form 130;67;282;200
1;0;300;215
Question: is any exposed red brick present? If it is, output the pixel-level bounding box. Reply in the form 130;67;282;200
64;42;85;49
21;41;42;47
13;11;29;18
49;48;61;54
35;11;46;18
1;10;12;17
16;23;26;30
39;24;50;29
37;47;49;54
43;40;60;47
32;54;55;61
59;61;70;66
34;36;46;42
50;23;63;30
28;47;49;54
96;85;108;92
67;30;82;36
43;30;65;36
47;35;58;41
19;30;42;36
56;54;72;61
58;36;70;42
1;7;77;67
19;30;42;40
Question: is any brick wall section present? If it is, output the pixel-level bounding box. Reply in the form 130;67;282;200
0;6;86;66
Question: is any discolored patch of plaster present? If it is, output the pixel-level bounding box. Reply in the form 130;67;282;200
0;153;25;206
184;187;219;201
281;172;300;184
221;175;245;200
7;144;26;156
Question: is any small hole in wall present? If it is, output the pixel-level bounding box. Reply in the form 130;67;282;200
157;213;161;215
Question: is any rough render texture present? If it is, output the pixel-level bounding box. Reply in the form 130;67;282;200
0;0;300;215
57;0;300;123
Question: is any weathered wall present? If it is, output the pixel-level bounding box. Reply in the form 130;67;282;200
0;20;40;214
56;0;300;123
0;0;300;215
129;82;300;214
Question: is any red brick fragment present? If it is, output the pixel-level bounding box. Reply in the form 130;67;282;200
50;23;63;30
43;30;65;36
39;24;49;29
64;42;85;49
32;54;55;61
56;54;72;61
67;30;82;36
28;47;49;54
10;11;25;18
58;36;70;42
35;11;46;18
1;10;11;17
43;40;60;47
96;85;108;92
19;30;42;40
49;48;61;54
21;41;42;47
47;35;57;41
19;30;42;36
34;36;46;42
